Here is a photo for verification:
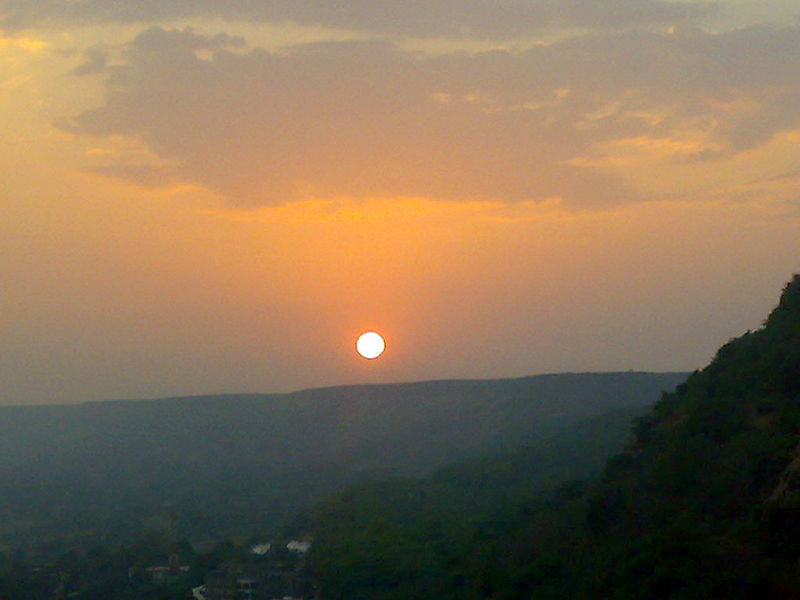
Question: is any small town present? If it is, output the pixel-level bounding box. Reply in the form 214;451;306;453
0;535;315;600
193;539;314;600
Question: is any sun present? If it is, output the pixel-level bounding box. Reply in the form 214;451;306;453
356;331;386;359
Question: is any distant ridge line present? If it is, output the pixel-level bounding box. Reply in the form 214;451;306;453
39;370;692;408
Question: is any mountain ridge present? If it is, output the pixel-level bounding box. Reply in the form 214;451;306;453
0;370;686;409
308;275;800;599
0;371;685;553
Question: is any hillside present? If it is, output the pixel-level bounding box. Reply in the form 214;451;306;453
580;274;800;598
0;372;684;554
310;406;651;599
308;275;800;600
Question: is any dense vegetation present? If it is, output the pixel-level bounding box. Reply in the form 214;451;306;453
0;406;656;600
0;373;683;562
0;532;297;600
309;275;800;599
310;407;652;599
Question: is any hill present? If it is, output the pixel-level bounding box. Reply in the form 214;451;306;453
309;406;653;599
0;372;684;555
308;275;800;600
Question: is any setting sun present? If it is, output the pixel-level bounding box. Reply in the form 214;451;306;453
356;331;386;360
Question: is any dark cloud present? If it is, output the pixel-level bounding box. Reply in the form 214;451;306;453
61;25;800;207
71;48;107;75
0;0;715;37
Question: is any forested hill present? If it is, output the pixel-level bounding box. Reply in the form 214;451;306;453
0;372;684;547
309;276;800;600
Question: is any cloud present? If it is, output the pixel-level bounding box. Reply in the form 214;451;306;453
0;0;715;38
85;164;182;188
60;24;800;208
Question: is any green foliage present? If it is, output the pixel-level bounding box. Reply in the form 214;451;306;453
309;275;800;599
0;372;684;554
310;408;656;599
0;533;254;600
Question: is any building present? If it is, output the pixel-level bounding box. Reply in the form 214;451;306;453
145;554;190;585
204;559;312;600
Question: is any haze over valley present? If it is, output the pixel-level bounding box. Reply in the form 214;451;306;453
2;0;800;597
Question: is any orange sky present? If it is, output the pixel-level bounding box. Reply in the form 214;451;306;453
2;1;800;404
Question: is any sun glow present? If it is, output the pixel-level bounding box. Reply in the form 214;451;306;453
356;331;386;359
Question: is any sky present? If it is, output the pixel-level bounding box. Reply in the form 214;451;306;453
2;0;800;405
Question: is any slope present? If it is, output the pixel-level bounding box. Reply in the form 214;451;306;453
0;372;684;553
308;275;800;600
